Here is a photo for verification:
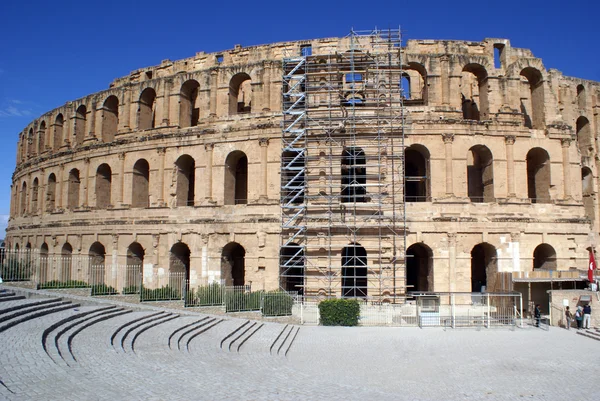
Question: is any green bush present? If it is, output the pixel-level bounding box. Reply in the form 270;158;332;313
140;285;181;301
38;280;90;289
1;257;34;281
318;299;361;326
90;283;118;296
225;290;263;312
121;285;140;295
262;291;294;317
188;283;224;306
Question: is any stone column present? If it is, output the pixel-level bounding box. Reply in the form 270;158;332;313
262;62;271;112
209;69;218;117
88;102;96;140
38;168;45;215
120;87;131;133
448;232;457;292
117;152;125;206
83;157;90;207
442;133;455;197
58;163;64;209
562;138;572;200
204;143;214;202
259;138;269;201
152;234;160;266
505;135;516;198
161;79;171;126
157;147;166;206
440;55;450;105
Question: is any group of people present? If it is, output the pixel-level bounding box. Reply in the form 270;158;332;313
564;304;592;330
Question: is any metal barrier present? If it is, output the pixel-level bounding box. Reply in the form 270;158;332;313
185;279;225;307
89;265;142;296
140;272;186;302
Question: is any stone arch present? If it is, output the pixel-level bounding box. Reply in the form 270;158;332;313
54;114;64;150
406;243;433;292
341;243;367;298
40;242;49;283
138;87;157;130
526;147;551;203
67;169;80;210
280;243;304;295
577;84;586;110
20;181;27;215
126;242;145;288
520;67;545;129
46;173;56;212
27;128;34;157
95;163;112;208
38;121;46;154
169;242;190;291
179;79;200;128
229;73;252;115
461;63;489;120
175;155;195;206
471;243;497;292
61;242;73;281
576;116;593;157
405;144;430;202
89;241;106;285
402;62;428;102
224;151;248;205
31;178;39;213
75;105;87;145
582;167;594;226
341;147;366;203
101;95;119;142
221;242;246;286
533;243;557;270
131;159;150;208
467;145;494;202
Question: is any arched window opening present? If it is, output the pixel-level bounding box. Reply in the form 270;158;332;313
54;114;64;150
471;243;497;292
169;242;190;291
102;95;119;143
38;121;46;154
341;147;366;203
280;244;305;295
577;84;586;110
89;242;106;286
402;63;427;104
493;44;505;69
67;169;80;210
281;150;305;205
576;117;593;157
405;145;430;202
401;74;411;100
27;128;35;157
582;167;594;226
31;178;39;213
526;148;551;204
221;242;246;286
61;243;73;282
533;244;557;270
467;145;494;202
40;243;49;284
126;242;145;289
406;243;433;293
180;80;200;128
224;151;248;205
46;173;56;212
95;164;112;208
229;73;252;115
138;88;157;130
175;155;195;206
75;105;87;145
132;159;150;208
20;182;27;215
461;64;488;121
520;67;545;129
342;244;367;298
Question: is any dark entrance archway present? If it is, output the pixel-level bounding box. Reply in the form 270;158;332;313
222;242;246;286
471;243;497;292
406;243;433;292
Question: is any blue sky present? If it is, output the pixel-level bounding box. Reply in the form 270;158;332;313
0;0;599;236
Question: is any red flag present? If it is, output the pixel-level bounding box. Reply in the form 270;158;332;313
588;249;597;282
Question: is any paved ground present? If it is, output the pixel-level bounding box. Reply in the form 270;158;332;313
0;285;598;401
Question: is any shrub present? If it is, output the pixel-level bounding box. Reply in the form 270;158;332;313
318;298;361;326
189;283;224;306
225;290;263;312
90;283;118;296
1;257;34;281
121;285;140;295
38;280;90;290
140;285;181;301
262;291;294;317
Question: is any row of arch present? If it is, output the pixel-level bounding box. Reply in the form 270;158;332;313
279;242;559;296
19;74;254;161
15;151;249;215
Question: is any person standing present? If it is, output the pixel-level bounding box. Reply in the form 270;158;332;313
534;304;541;327
583;303;592;329
575;306;583;329
565;306;573;330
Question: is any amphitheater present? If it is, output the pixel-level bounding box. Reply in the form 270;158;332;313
5;29;600;311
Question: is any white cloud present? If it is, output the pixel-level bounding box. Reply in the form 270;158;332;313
0;215;8;239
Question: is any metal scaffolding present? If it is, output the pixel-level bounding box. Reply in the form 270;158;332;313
281;28;406;301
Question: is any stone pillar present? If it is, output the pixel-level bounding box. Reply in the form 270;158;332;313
448;232;457;292
209;69;218;117
442;133;454;197
88;102;96;140
262;62;271;112
562;138;572;200
83;157;90;207
204;143;214;202
505;135;516;198
39;168;45;215
161;79;171;126
152;234;160;266
157;147;166;206
58;163;64;209
440;55;450;105
120;87;131;133
259;138;269;201
117;152;125;206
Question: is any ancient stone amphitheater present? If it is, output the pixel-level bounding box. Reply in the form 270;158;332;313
6;29;600;305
